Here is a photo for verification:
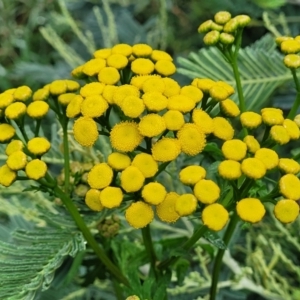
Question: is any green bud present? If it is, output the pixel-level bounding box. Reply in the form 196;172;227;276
235;15;251;27
126;296;140;300
275;36;293;46
203;30;220;46
223;18;238;33
81;172;88;183
198;20;213;33
214;11;231;25
210;21;223;31
220;32;235;44
74;184;89;197
284;54;300;69
70;161;83;175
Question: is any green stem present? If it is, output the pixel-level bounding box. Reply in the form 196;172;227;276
287;69;300;120
61;114;71;193
53;185;129;286
35;119;42;137
210;213;239;300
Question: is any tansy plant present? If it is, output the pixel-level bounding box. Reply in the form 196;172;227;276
0;10;300;300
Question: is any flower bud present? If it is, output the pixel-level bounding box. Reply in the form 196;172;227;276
235;15;251;27
284;54;300;69
214;11;231;25
210;22;223;31
203;30;220;46
74;184;89;197
294;114;300;127
223;18;239;33
281;39;300;54
220;32;235;44
198;20;213;33
275;36;293;46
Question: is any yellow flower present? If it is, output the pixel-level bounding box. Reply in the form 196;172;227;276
198;20;213;33
179;165;206;185
220;32;235;44
243;135;260;154
0;124;15;143
80;95;108;118
221;139;247;161
163;110;185;131
203;30;220;46
111;43;132;56
142;77;165;93
235;15;251;27
192;108;214;134
236;198;266;223
71;65;84;79
120;95;145;118
156;192;180;223
5;102;27;120
6;151;27;170
98;67;120;85
0;92;14;109
168;94;195;113
138;114;166;137
218;160;242;180
132;44;153;57
151;50;173;61
85;189;103;211
223;18;239;33
155;60;176;76
214;11;231;24
100;186;123;208
87;163;113;189
255;148;279;170
202;203;229;231
113;84;140;106
27;101;49;119
93;48;111;59
65;80;80;92
180;85;203;104
13;85;32;101
209;81;234;101
240;111;262;129
108;152;131;170
0;164;17;187
283;119;300;139
131;58;155;75
73;117;99;147
32;88;49;101
110;122;143;152
107;53;128;69
194;179;220;204
27;137;51;155
220;99;240;117
175;194;197;216
80;82;105;97
152;138;181;162
212;117;234;140
131;153;158;178
125;201;154;229
142;92;168;112
102;85;118;105
284;54;300;69
25;159;47;180
278;158;300;174
49;80;67;95
270;125;290;145
120;166;145;192
261;108;284;125
280;39;300;54
130;75;157;90
177;123;206;156
142;182;167;205
162;77;181;97
5;140;24;156
82;58;106;76
58;93;76;106
66;95;84;118
241;157;266;179
274;199;299;223
193;78;215;92
275;36;293;46
279;174;300;200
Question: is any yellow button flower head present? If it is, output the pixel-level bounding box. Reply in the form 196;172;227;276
223;17;239;33
110;121;143;152
180;85;203;104
5;140;24;156
125;201;154;229
261;107;284;125
220;32;235;44
120;166;145;192
32;88;49;101
100;186;123;208
177;123;206;156
6;151;27;170
107;152;131;171
113;84;140;106
0;92;14;109
151;50;173;61
131;58;155;75
275;36;293;46
25;159;47;180
192;108;214;134
243;135;260;154
102;85;118;105
71;65;84;79
131;153;158;178
142;92;168;112
82;58;106;76
87;163;113;189
152;138;181;162
240;111;262;129
5;102;27;120
284;54;300;69
142;77;165;93
163;110;185;131
162;77;181;97
0;124;15;143
241;157;266;179
168;94;195;113
202;203;229;231
27;137;51;155
138;114;166;137
210;21;223;31
255;148;279;170
65;80;80;92
280;39;300;54
107;53;128;69
212;117;234;140
0;164;17;187
179;165;206;185
194;179;220;204
49;80;67;95
235;15;251;27
66;95;84;118
142;182;167;205
130;75;157;90
203;30;220;46
85;189;103;211
218;160;242;180
175;193;197;216
221;139;247;161
270;125;290;145
283;119;300;139
209;81;234;101
198;20;213;33
274;199;299;223
278;158;300;174
58;93;76;106
98;67;120;85
156;192;180;223
27;101;49;119
155;60;176;76
193;78;215;92
80;95;108;118
80;82;105;97
214;11;231;24
279;174;300;200
132;44;153;57
111;43;132;56
220;99;240;117
73;117;99;147
13;85;32;101
237;198;265;223
120;96;145;118
94;48;111;59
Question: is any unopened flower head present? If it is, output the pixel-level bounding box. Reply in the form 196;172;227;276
107;152;131;171
270;125;290;145
220;99;240;117
222;139;247;161
180;85;203;104
32;88;49;101
94;48;111;59
98;67;120;85
214;11;231;25
203;30;220;46
82;58;106;76
125;201;154;229
73;117;99;147
131;58;155;75
6;151;27;170
212;117;234;140
255;148;279;170
107;54;128;69
49;80;67;95
284;54;300;69
194;179;220;204
142;92;168;112
85;189;103;211
27;137;51;156
192;109;214;134
152;138;181;162
87;163;113;190
175;193;198;216
168;94;195;113
100;186;123;209
5;140;24;156
131;153;158;178
13;85;32;101
261;108;284;126
243;135;260;154
5;102;27;120
132;43;153;57
0;164;17;187
80;82;105;97
151;50;173;62
218;160;242;180
138;113;167;139
236;198;265;223
202;203;229;231
25;159;47;180
111;43;132;56
156;192;180;223
179;165;206;185
155;60;176;76
27;101;49;119
278;158;300;174
66;95;84;118
120;166;145;193
280;39;300;54
283;119;300;140
279;174;300;200
241;157;266;179
80;95;108;118
274;199;299;223
163;110;185;131
240;111;262;129
58;93;77;106
113;84;140;106
142;182;167;205
209;81;234;101
142;77;165;93
162;77;181;97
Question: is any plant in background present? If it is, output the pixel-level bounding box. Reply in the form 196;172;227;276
0;10;300;300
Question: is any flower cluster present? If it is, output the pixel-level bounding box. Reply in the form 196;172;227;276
276;35;300;69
